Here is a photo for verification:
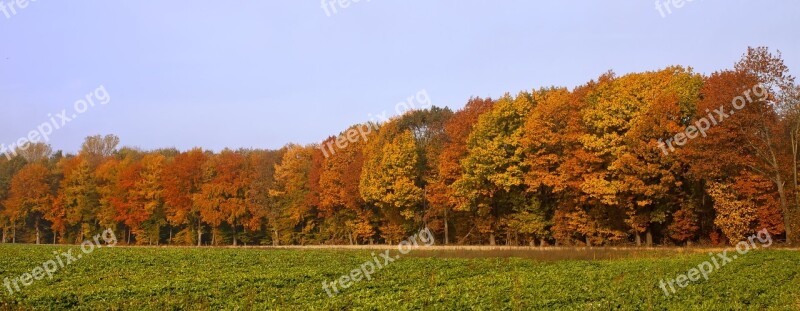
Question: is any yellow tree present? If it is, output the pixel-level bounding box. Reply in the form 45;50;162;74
59;156;101;242
194;150;246;245
130;153;166;245
429;97;493;244
707;182;757;243
94;157;125;237
576;68;702;246
271;145;317;245
4;163;52;244
360;130;423;244
453;92;533;245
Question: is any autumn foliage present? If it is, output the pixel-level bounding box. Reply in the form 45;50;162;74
0;47;798;246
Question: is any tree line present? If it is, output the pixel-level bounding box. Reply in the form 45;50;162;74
1;47;798;247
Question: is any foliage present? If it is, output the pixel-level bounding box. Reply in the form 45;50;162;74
0;47;797;246
0;245;798;309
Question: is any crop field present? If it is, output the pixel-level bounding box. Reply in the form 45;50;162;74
0;245;798;310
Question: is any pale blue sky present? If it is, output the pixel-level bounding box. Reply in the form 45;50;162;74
1;1;798;153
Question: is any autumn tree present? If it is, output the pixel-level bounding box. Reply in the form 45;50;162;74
16;142;52;163
163;148;208;245
667;203;700;245
241;149;284;245
271;145;317;245
80;134;120;167
361;130;423;244
4;163;52;243
319;125;373;244
194;150;247;245
0;156;26;243
58;156;101;242
395;107;453;243
732;47;797;243
127;153;166;244
707;182;757;243
454;92;533;245
428;97;494;244
0;47;795;248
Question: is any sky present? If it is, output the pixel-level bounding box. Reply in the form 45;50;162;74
1;0;798;153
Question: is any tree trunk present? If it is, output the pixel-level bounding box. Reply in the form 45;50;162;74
273;229;279;246
585;236;591;247
489;232;496;246
645;229;653;247
197;220;203;247
35;218;41;245
444;208;449;245
12;225;16;244
762;115;793;244
776;175;794;244
635;233;642;247
232;226;237;246
792;130;800;211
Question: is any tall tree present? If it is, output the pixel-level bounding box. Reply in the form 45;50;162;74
58;156;101;242
0;156;26;243
454;92;533;245
4;163;52;243
732;47;797;243
242;149;283;245
271;145;317;245
163;149;208;245
16;142;52;163
194;150;246;245
361;130;423;244
319;125;373;244
128;153;166;244
429;98;493;244
80;134;120;167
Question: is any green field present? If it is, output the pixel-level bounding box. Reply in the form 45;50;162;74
0;245;798;310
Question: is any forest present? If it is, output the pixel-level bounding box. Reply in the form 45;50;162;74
1;47;798;247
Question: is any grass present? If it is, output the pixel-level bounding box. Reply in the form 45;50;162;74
0;244;798;310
